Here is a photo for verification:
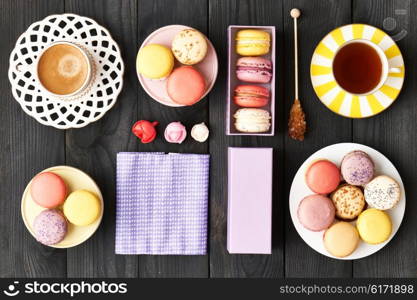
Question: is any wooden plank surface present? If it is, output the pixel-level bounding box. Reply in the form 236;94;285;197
208;0;284;278
64;0;139;277
352;0;417;278
1;0;416;278
136;0;209;278
0;0;66;277
282;0;353;277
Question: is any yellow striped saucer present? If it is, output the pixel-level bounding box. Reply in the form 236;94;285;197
311;24;405;118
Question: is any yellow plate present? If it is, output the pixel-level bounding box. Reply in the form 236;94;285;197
311;24;405;118
21;166;104;248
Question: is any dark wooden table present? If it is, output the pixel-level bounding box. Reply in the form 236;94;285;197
1;0;416;278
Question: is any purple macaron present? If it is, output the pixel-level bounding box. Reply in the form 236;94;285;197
33;209;68;245
236;57;272;83
341;150;375;186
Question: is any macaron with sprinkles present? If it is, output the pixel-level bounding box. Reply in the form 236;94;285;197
341;150;374;186
364;175;401;210
33;209;68;245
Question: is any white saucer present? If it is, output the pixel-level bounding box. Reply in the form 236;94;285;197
8;14;124;129
289;143;405;260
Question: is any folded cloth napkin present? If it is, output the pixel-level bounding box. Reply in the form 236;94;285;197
115;152;209;255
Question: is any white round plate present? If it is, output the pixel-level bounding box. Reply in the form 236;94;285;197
21;166;104;248
137;25;218;107
289;143;405;260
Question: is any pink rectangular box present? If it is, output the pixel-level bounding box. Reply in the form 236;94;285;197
227;147;273;254
226;25;276;136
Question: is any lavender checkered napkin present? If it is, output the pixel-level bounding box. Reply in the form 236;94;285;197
115;152;209;255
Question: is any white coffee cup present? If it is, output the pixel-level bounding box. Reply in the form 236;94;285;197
35;41;92;98
332;39;401;96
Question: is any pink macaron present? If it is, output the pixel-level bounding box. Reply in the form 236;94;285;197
341;150;374;185
234;85;269;107
30;172;67;208
167;66;206;106
305;160;340;194
236;57;272;83
297;194;335;231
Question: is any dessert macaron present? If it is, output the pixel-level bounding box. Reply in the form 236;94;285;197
357;208;392;244
63;190;101;226
341;150;374;186
33;209;68;245
236;57;272;83
234;85;269;107
167;66;206;105
172;28;208;65
364;175;401;210
165;122;187;144
305;160;340;194
137;44;174;79
236;29;270;56
30;172;67;208
297;194;335;231
330;184;365;220
323;222;359;258
234;108;271;133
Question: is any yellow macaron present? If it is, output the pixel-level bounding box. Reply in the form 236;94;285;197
63;190;101;226
356;208;392;244
137;44;174;79
236;29;270;56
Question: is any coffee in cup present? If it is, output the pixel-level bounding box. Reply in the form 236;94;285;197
37;42;91;96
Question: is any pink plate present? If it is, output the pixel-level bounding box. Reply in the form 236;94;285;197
137;25;218;107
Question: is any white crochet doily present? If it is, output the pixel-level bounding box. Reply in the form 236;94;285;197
8;14;124;129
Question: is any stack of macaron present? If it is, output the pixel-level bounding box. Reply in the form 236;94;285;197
297;150;401;258
137;28;209;106
30;171;101;246
233;29;273;133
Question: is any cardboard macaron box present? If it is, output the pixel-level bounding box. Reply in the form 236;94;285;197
225;26;276;255
226;25;276;136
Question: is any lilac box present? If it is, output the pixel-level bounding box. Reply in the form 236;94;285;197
226;25;276;136
227;147;273;254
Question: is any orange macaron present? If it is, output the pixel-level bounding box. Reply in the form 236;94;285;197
167;66;206;106
234;85;269;107
305;159;340;194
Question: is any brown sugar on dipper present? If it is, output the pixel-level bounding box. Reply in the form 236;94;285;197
288;8;307;141
289;99;306;141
